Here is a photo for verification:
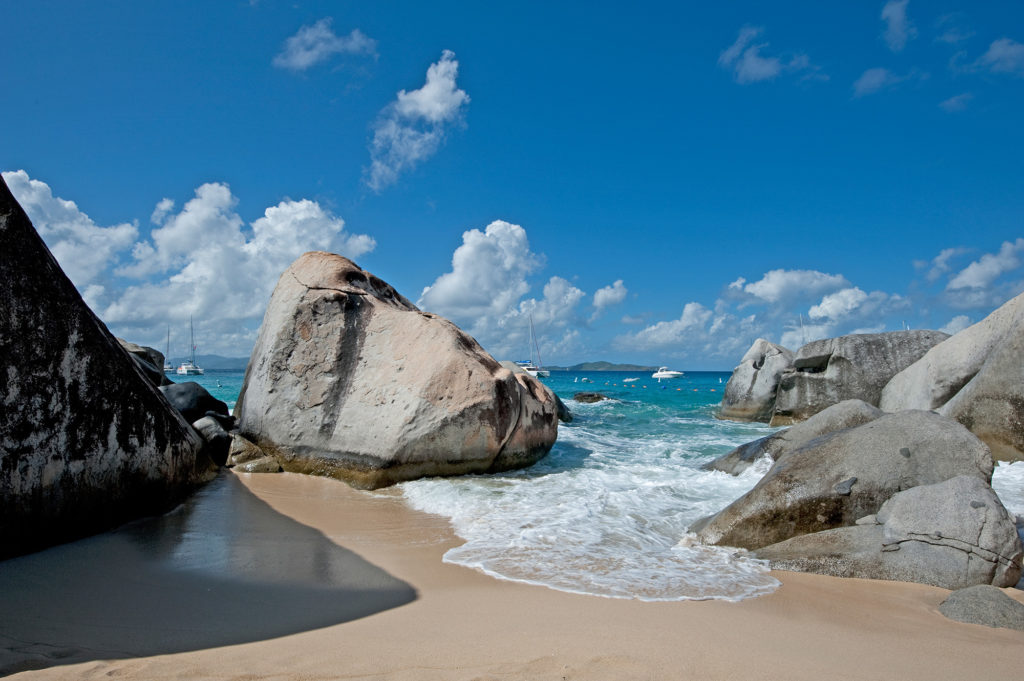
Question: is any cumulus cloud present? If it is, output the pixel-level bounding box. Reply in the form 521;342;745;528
366;50;469;192
939;92;973;112
808;287;869;320
3;169;138;290
922;246;969;282
591;279;627;320
718;26;823;85
5;171;375;356
808;287;908;324
947;238;1024;290
881;0;916;52
740;269;849;304
150;198;174;225
977;38;1024;77
618;302;713;351
273;19;377;72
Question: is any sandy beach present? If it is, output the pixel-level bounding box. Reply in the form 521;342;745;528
3;469;1023;681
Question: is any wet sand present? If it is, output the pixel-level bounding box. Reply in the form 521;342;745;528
4;470;1024;680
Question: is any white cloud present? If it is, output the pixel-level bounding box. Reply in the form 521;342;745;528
273;19;376;72
591;279;628;319
780;321;833;351
808;287;869;320
977;38;1024;77
718;26;823;85
939;92;973;112
939;315;972;335
150;198;174;225
366;50;469;192
852;67;904;97
881;0;916;52
947;238;1024;290
925;246;969;281
3;169;138;287
619;302;713;351
741;269;849;304
6;171;375;356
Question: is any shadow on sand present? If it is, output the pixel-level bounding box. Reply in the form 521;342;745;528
0;471;417;674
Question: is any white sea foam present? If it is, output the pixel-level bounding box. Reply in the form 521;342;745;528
992;461;1024;519
399;394;781;601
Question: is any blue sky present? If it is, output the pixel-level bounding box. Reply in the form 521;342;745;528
3;1;1023;369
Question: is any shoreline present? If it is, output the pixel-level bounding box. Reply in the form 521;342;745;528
7;470;1023;680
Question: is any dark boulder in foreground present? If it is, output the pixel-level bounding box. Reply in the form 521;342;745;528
118;338;172;386
0;175;213;559
235;252;558;489
719;339;794;423
939;585;1024;630
159;381;230;423
754;476;1022;590
692;410;992;551
770;330;948;426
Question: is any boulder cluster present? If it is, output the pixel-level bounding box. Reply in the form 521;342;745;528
707;296;1024;590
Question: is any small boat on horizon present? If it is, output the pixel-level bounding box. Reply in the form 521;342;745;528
176;316;204;376
652;367;684;381
518;315;550;378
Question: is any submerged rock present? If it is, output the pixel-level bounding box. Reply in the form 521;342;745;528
235;252;558;489
771;331;948;426
692;410;992;551
755;476;1023;590
573;392;610;403
0;175;211;559
159;381;230;424
705;399;883;475
719;339;794;423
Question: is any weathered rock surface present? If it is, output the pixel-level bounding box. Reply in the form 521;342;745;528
0;175;211;559
719;339;794;422
939;585;1024;630
235;252;559;489
880;293;1024;462
191;416;232;467
159;382;230;424
754;477;1023;589
705;399;883;475
117;338;172;386
500;360;572;423
771;331;949;426
226;434;282;473
573;392;610;403
691;411;992;550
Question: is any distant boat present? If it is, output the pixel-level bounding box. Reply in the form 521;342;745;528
162;326;173;372
652;367;684;381
176;317;204;375
623;377;639;383
517;315;550;378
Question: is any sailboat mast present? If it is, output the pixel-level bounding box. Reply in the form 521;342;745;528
530;315;543;369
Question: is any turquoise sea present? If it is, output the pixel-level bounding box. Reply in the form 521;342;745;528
170;368;1024;601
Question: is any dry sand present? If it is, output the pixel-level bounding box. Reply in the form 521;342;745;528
5;470;1024;680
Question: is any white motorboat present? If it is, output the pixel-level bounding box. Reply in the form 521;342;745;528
176;316;204;375
652;366;684;380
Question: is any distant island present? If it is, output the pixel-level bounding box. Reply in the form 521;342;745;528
543;361;659;372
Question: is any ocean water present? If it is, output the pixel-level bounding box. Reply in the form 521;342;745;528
174;368;1024;602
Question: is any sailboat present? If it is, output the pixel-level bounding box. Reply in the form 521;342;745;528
176;316;204;375
162;326;173;372
516;316;550;378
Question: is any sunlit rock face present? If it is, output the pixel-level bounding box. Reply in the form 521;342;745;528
719;339;794;423
0;176;212;560
881;291;1024;462
235;251;558;489
770;330;949;426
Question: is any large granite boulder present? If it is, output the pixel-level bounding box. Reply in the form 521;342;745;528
704;399;883;475
691;410;992;550
770;331;949;426
881;292;1024;462
754;476;1023;589
235;252;559;489
719;339;794;422
0;175;211;559
159;381;230;423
